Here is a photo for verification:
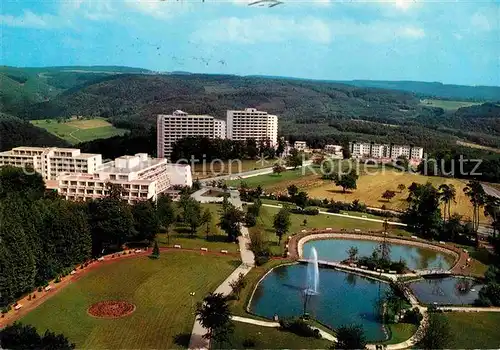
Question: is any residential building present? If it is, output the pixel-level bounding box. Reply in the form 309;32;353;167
0;146;102;180
157;110;223;159
349;142;424;160
214;119;227;139
0;147;193;204
324;144;342;155
294;141;307;151
226;108;278;145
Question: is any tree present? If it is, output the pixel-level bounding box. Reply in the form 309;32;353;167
402;182;442;239
195;293;234;348
381;190;396;202
273;207;291;245
201;208;213;240
334;324;366;349
0;166;45;200
218;204;245;242
287;185;299;198
397;184;406;193
132;200;159;243
157;194;176;245
184;198;202;237
438;184;456;223
272;163;286;175
229;273;246;300
244;212;257;227
463;180;486;245
484;195;500;238
347;246;359;261
340;138;351;160
150;240;160;259
443;213;463;242
0;323;75;350
286;148;302;169
276;137;285;157
247;198;262;218
419;313;452;349
334;170;358;193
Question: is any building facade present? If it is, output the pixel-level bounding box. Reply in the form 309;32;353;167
157;110;226;159
0;147;102;180
349;142;424;161
294;141;307;151
0;147;193;204
226;108;278;146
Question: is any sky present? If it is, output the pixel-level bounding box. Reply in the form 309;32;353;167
1;0;499;86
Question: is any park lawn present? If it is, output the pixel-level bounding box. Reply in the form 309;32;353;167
382;323;417;345
20;252;239;349
461;246;494;276
157;203;239;253
193;159;279;179
251;205;410;255
437;312;500;349
419;99;481;110
220;322;332;349
31;118;127;144
305;171;484;223
226;167;320;189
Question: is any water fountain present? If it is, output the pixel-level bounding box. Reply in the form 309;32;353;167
305;247;320;295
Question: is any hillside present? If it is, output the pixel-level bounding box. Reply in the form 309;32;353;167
0;113;70;151
336;80;500;101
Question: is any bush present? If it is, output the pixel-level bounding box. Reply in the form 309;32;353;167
37;287;42;292
245;212;257;227
242;338;256;347
403;307;423;325
54;276;61;283
255;255;270;266
279;318;322;338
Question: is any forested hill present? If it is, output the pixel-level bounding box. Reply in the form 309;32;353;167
335;80;500;101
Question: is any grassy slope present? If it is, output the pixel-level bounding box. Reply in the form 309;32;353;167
20;252;239;349
420;99;482;110
439;312;500;349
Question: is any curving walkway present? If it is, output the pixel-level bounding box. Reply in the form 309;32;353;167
230;315;337;342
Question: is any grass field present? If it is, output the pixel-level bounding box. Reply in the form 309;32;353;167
193;159;278;179
456;140;500;153
31;118;127;144
419;99;482;110
437;312;500;348
220;322;332;349
157;203;239;253
242;168;483;223
20;252;239;349
383;323;417;345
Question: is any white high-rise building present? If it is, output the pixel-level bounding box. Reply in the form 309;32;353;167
349;142;424;161
157;110;225;159
0;146;102;180
226;108;278;145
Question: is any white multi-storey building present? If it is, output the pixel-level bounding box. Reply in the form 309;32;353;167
0;146;102;180
0;147;193;204
294;141;307;151
226;108;278;145
157;110;226;159
349;142;424;161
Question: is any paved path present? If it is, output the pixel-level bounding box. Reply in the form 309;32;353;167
436;306;500;312
230;315;337;342
261;203;407;227
188;191;255;350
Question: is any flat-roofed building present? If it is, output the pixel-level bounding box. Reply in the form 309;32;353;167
157;110;223;159
226;108;278;146
294;141;307;151
0;146;102;180
349;142;424;161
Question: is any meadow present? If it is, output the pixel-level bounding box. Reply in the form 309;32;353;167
30;118;127;144
419;99;481;110
193;159;278;179
20;252;239;349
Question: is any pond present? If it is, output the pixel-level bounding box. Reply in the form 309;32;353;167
408;276;484;305
303;239;455;270
249;264;390;342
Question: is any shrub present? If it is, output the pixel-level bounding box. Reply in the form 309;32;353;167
32;294;36;299
37;287;42;292
403;307;423;325
279;318;322;338
54;276;61;283
255;255;270;266
245;212;257;227
242;338;256;347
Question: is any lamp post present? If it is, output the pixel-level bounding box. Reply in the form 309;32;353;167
190;292;195;314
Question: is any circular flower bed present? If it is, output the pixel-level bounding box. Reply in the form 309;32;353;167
87;300;136;319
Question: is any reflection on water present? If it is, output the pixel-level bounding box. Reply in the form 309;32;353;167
409;276;484;305
304;239;454;270
249;264;389;341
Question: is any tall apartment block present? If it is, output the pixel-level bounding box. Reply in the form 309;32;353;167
349;142;424;160
0;147;192;204
157;110;226;159
226;108;278;146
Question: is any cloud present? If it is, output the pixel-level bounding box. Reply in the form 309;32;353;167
400;26;425;39
470;8;498;32
0;10;64;29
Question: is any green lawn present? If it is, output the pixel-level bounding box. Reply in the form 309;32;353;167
419;99;482;110
157;203;239;253
227;167;317;189
382;323;417;345
31;118;127;144
220;322;332;349
251;205;410;255
20;252;239;349
437;312;500;349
